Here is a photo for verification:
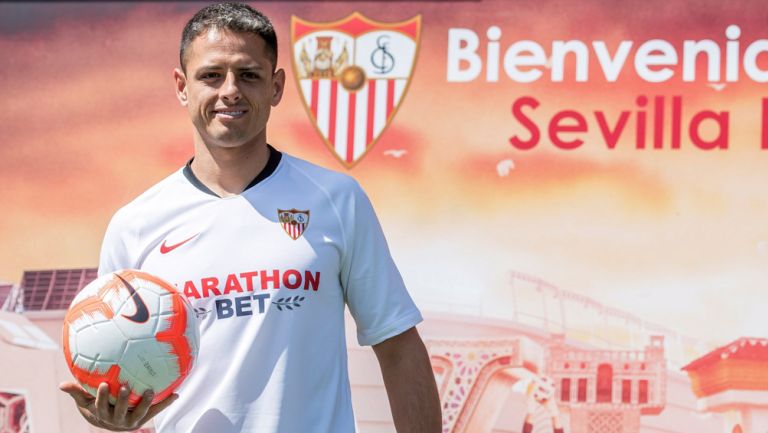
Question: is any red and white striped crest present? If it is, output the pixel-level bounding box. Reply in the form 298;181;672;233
291;13;421;168
278;209;310;240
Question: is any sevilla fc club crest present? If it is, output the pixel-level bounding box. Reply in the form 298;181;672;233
291;13;421;168
278;209;310;240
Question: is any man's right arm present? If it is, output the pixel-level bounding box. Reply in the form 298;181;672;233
60;212;176;430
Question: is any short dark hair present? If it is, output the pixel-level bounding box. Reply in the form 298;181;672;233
180;2;278;72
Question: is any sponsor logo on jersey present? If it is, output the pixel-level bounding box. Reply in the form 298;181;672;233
278;209;310;240
181;269;320;320
291;12;421;168
159;233;199;254
193;306;211;320
271;296;306;311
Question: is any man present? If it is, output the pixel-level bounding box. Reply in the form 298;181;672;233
522;377;564;433
59;3;441;432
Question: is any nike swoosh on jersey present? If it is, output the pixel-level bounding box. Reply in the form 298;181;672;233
159;234;198;254
116;274;149;324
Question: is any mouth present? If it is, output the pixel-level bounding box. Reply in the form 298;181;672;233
213;109;248;120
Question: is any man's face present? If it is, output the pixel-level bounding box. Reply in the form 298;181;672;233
174;29;285;149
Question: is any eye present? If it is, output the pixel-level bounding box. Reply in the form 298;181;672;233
242;72;260;80
199;72;220;80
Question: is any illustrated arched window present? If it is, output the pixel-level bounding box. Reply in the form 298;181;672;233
621;379;632;403
561;378;571;402
577;378;588;402
639;379;649;404
596;363;613;403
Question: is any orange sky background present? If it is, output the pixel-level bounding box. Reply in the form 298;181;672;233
2;0;767;346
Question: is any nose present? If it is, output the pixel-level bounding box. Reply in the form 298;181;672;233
220;71;241;102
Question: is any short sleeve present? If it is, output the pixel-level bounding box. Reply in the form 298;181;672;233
98;210;138;277
339;181;422;346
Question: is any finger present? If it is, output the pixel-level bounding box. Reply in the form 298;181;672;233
127;389;154;425
112;386;130;425
58;381;84;393
59;382;94;407
139;393;178;424
95;383;112;421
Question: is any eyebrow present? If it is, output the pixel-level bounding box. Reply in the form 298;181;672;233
196;64;265;71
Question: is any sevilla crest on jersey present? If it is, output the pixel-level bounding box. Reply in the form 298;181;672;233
278;209;310;240
291;13;421;168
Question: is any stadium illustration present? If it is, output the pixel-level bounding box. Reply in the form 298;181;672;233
0;268;763;433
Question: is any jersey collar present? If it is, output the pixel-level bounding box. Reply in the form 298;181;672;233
182;145;282;198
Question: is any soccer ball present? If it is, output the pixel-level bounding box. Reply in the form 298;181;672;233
62;269;199;406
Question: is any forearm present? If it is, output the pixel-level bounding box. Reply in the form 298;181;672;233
381;360;441;433
374;328;442;433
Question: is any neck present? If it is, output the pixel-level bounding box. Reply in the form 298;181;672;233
190;136;270;197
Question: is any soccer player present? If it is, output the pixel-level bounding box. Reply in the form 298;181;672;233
59;3;441;432
522;378;564;433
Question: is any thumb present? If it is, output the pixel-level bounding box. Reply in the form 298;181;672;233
59;382;93;406
58;381;84;393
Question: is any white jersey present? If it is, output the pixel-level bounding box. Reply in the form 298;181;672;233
98;148;422;433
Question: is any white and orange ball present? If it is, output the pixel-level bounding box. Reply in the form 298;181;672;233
62;269;199;407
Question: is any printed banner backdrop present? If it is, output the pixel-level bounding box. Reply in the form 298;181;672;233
0;391;29;433
1;1;768;432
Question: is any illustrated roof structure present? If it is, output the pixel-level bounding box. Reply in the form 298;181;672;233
682;338;768;372
19;268;98;311
0;283;13;308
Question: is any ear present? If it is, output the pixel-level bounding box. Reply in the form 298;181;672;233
270;68;286;106
173;68;188;106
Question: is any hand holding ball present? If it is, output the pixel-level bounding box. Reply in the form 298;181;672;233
62;270;199;407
